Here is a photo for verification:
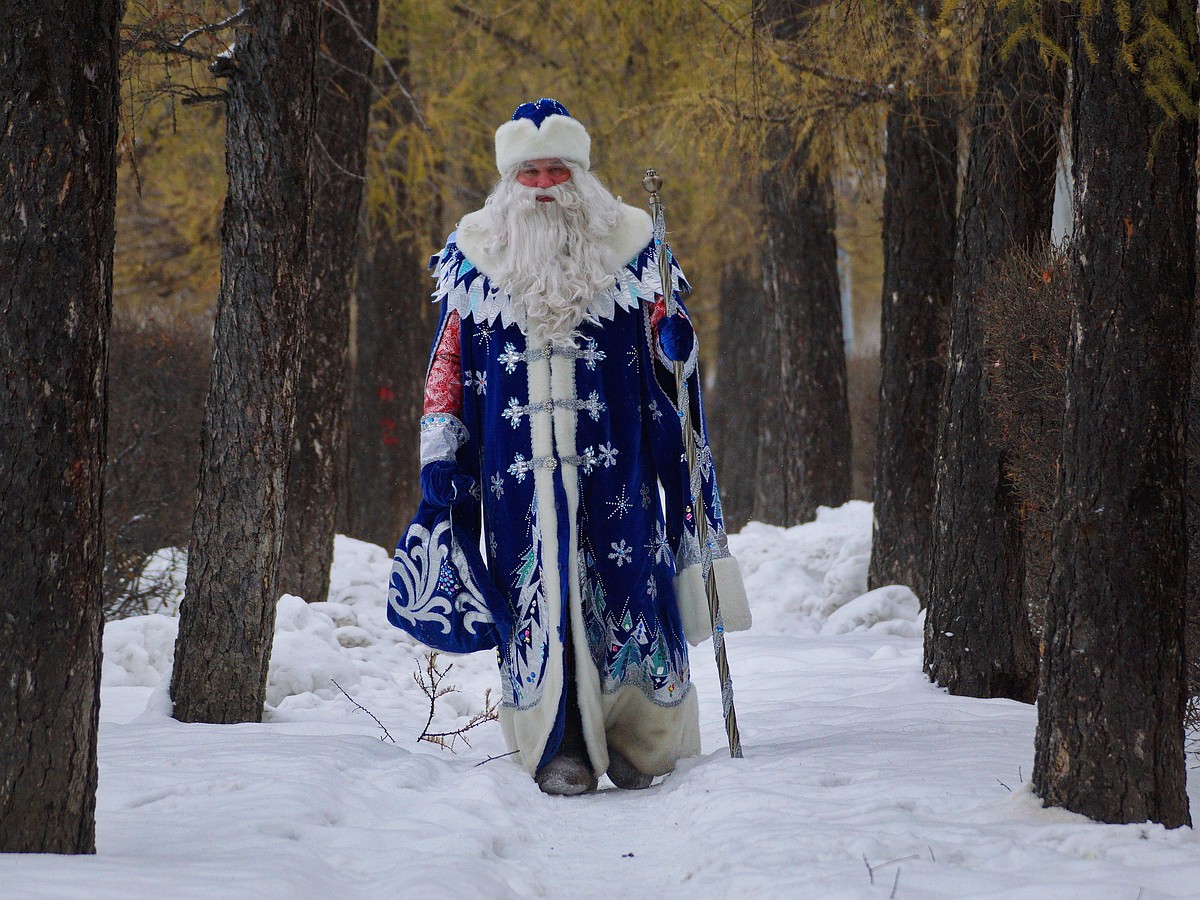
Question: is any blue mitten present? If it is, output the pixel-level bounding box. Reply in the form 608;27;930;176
420;460;477;508
658;312;694;362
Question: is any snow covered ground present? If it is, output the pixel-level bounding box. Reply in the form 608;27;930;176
5;501;1200;898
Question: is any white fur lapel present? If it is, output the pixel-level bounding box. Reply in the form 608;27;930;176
454;203;653;281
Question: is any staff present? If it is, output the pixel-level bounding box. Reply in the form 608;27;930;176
642;168;743;759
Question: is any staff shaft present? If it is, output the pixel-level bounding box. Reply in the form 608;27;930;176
642;168;743;759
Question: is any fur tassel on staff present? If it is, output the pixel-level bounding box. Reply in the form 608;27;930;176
642;168;744;759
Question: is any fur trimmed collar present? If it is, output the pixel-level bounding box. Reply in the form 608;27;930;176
453;203;653;283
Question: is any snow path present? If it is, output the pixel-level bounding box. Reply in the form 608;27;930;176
3;502;1199;898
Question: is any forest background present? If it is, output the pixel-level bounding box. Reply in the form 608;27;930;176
4;0;1198;857
111;0;891;568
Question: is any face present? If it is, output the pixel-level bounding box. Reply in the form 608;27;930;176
516;158;572;201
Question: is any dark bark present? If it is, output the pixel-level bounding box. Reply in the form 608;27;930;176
709;264;764;532
170;0;321;724
869;16;957;600
923;7;1063;702
1033;1;1196;828
344;218;431;548
343;36;430;550
0;0;120;853
752;0;850;526
279;0;379;601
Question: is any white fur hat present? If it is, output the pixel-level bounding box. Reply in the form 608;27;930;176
494;98;591;175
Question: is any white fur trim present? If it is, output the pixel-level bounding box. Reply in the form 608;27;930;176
603;682;700;776
674;556;752;646
495;115;590;174
501;346;563;774
456;203;651;283
552;352;611;776
432;216;690;335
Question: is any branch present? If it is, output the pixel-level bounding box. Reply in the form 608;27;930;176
322;0;430;134
181;91;229;106
332;679;396;742
413;651;499;753
173;6;251;51
473;749;520;767
447;3;547;61
120;3;253;63
314;131;368;182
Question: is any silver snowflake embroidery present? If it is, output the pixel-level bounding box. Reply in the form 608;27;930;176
490;473;505;499
508;453;530;482
648;399;663;423
489;532;499;557
627;346;639;367
606;486;632;520
646;575;658;600
578;446;598;475
465;371;487;395
475;324;495;352
597;442;619;468
646;522;671;565
608;540;632;567
640;484;653;510
580;340;606;371
498;342;523;373
581;391;606;422
503;397;524;428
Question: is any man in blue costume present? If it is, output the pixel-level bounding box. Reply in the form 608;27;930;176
389;99;750;795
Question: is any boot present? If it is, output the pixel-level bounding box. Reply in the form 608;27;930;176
536;658;597;795
606;747;653;790
535;753;598;795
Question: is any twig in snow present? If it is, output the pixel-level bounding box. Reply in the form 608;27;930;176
332;678;395;743
928;845;936;862
890;868;901;899
865;854;919;886
997;778;1012;792
414;651;499;753
474;749;520;768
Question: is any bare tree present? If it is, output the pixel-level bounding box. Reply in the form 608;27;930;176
1033;0;1195;828
170;0;322;724
869;0;957;601
923;6;1064;702
279;0;380;601
0;0;120;852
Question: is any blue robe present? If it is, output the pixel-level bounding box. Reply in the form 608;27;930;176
389;207;750;777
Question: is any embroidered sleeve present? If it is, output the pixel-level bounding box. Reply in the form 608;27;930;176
424;310;463;416
420;311;469;467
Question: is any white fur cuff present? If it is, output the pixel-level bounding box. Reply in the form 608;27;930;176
495;115;591;174
674;556;752;646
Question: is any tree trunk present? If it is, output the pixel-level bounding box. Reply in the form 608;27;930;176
1033;0;1195;828
752;0;850;526
709;263;764;532
343;35;431;551
279;0;379;602
0;0;119;853
869;7;957;600
923;8;1063;702
345;220;431;549
170;0;321;724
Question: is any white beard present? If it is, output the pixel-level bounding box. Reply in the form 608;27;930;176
480;167;625;347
